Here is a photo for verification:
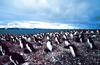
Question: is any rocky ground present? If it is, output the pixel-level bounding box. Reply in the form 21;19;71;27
0;30;100;65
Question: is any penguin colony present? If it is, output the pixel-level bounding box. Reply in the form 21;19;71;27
0;30;100;65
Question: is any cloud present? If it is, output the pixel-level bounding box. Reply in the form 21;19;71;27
11;0;49;10
0;0;100;24
0;21;99;29
0;21;77;29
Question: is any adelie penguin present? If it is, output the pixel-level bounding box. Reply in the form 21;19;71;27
9;52;25;65
45;40;53;53
25;42;37;53
64;40;78;57
19;38;26;49
0;42;26;65
0;43;9;56
68;45;77;57
87;36;96;49
54;36;59;44
19;38;37;53
80;32;85;43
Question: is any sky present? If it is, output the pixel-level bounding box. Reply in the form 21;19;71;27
0;0;100;29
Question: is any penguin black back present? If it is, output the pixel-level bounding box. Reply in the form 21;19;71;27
68;44;79;57
21;38;27;48
88;37;96;49
0;43;10;55
9;52;25;65
26;42;37;52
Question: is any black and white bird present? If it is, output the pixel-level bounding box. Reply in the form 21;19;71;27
46;40;53;52
0;43;9;56
68;45;77;57
80;33;85;43
54;36;59;44
19;38;37;53
64;40;77;57
9;52;25;65
25;42;37;53
19;38;26;49
0;42;25;65
87;37;96;49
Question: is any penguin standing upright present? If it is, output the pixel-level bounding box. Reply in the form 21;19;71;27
64;40;78;57
25;42;37;53
9;52;25;65
54;36;59;44
19;38;37;53
80;32;85;43
87;36;96;49
68;45;76;57
19;38;24;49
45;40;53;53
0;43;9;56
19;38;27;49
0;39;26;65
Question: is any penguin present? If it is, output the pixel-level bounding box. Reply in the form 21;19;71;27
20;38;27;49
80;32;85;43
0;42;25;65
25;42;37;53
54;36;59;44
33;36;39;42
19;38;24;49
9;52;25;65
0;43;9;56
19;38;37;53
63;40;78;57
63;34;67;40
68;45;76;57
45;40;53;52
87;36;96;49
2;42;27;65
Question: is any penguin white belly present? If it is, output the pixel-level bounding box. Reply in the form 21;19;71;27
87;39;93;49
47;36;50;40
88;42;93;49
55;37;58;42
9;56;17;65
55;37;59;44
47;41;52;51
0;46;5;56
69;46;76;57
63;35;66;39
19;40;23;49
26;44;32;52
80;38;82;43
